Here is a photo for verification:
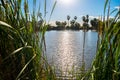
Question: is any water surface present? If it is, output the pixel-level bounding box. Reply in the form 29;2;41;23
45;30;98;73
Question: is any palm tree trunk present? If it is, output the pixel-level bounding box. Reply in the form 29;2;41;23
68;20;69;27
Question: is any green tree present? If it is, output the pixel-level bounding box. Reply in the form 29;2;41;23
55;21;66;29
55;21;61;27
74;22;80;30
62;21;67;28
90;18;99;30
70;20;75;27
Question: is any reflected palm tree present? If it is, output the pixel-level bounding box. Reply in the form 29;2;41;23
81;15;89;73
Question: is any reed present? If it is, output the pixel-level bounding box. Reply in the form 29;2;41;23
0;0;56;80
83;0;120;80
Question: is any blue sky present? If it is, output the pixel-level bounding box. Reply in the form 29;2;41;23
26;0;120;25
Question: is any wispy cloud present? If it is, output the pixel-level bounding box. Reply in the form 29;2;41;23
89;16;99;19
79;15;99;19
115;6;120;10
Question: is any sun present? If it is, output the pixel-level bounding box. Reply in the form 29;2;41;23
59;0;74;5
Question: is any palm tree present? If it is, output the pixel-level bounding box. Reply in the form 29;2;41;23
67;15;70;27
82;16;86;23
86;15;89;23
74;16;77;22
82;15;89;29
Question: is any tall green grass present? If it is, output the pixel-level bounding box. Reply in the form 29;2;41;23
0;0;56;80
83;0;120;80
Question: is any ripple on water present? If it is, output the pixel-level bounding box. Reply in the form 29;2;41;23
45;30;98;75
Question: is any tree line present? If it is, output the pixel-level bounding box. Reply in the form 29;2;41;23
46;15;103;31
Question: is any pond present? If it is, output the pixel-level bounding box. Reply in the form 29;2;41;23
45;30;98;75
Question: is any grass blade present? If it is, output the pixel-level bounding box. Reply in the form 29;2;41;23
48;1;57;23
0;21;13;29
3;46;32;61
16;54;36;80
110;9;118;15
44;0;47;18
104;0;109;14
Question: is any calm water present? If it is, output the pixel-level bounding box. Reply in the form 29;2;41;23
45;30;98;73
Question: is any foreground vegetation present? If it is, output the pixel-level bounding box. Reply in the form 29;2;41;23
0;0;120;80
86;0;120;80
0;0;56;80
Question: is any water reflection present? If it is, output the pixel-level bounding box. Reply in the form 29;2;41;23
45;30;98;74
57;31;77;71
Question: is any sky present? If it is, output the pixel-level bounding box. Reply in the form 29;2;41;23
26;0;120;25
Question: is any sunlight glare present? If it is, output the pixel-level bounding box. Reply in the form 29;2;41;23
59;0;74;5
